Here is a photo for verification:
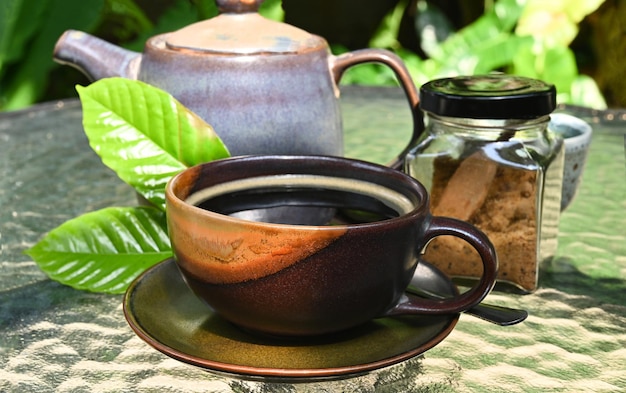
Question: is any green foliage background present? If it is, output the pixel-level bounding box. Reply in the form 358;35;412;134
1;0;622;112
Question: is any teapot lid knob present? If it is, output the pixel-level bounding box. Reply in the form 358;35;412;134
217;0;263;13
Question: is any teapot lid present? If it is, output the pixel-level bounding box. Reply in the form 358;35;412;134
165;0;324;54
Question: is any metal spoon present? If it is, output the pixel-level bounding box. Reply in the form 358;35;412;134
407;285;528;326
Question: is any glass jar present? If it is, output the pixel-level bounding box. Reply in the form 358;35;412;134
405;75;564;292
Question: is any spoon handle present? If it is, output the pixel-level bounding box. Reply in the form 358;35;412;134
464;302;528;326
407;286;528;326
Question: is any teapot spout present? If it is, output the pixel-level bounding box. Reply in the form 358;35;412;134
53;30;141;81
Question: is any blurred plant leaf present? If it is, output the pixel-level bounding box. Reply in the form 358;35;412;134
338;0;527;86
101;0;153;42
395;48;431;86
512;42;580;103
191;0;219;20
259;0;285;21
370;0;409;50
77;77;230;210
0;0;104;110
339;0;606;107
124;0;201;51
0;0;21;69
26;207;172;294
414;0;454;58
569;75;607;109
427;0;524;65
516;0;606;47
472;35;534;74
539;45;579;97
0;0;48;74
337;62;401;86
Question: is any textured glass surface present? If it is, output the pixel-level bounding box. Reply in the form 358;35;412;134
1;88;625;392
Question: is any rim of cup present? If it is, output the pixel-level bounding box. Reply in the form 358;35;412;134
165;155;431;229
550;113;593;145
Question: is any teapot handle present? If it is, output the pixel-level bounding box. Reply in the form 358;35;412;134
330;49;425;170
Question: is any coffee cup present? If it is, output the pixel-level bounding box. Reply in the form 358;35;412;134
165;155;498;336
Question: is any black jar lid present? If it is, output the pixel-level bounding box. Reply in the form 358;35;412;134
419;74;556;119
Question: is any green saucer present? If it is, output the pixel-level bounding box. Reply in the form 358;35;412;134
123;258;459;380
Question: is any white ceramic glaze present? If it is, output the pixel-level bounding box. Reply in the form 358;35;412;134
549;113;593;210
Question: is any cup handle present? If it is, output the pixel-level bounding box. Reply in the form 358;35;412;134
385;216;499;316
330;48;425;170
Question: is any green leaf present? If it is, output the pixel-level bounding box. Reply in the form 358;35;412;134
191;0;219;19
369;0;409;50
516;0;606;46
124;0;201;52
429;0;524;63
413;0;455;57
0;0;104;110
511;42;579;103
259;0;285;21
471;35;534;74
101;0;154;43
569;75;607;109
0;0;46;73
25;207;172;294
77;77;230;210
540;45;578;95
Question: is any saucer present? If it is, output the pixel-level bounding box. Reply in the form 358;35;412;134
123;258;459;380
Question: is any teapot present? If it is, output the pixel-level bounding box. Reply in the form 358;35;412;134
53;0;422;166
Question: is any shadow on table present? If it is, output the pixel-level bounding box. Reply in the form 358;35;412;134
0;279;117;331
539;256;626;306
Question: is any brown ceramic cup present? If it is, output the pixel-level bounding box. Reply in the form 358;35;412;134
165;155;498;336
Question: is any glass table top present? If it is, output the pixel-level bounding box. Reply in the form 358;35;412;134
1;86;625;392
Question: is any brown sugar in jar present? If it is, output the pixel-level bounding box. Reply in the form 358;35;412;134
426;157;539;290
406;75;564;292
